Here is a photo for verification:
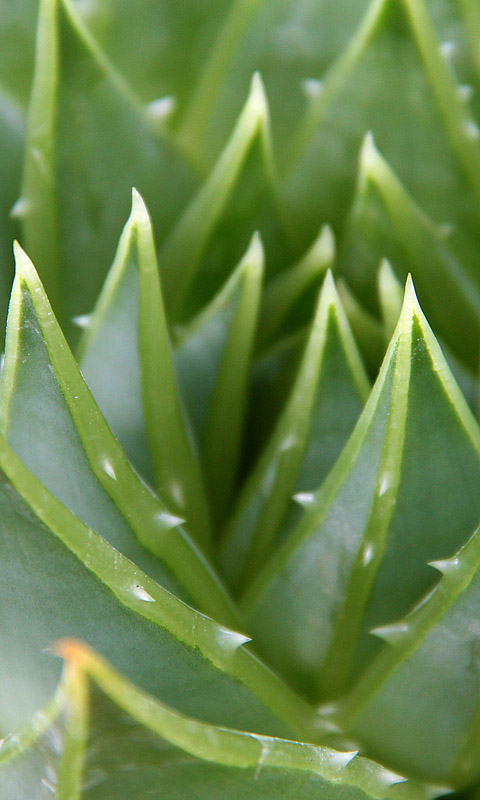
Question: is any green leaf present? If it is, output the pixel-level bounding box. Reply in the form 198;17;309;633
0;427;318;742
401;0;480;211
242;280;480;699
337;279;385;376
77;0;234;109
186;0;376;165
259;224;335;348
279;0;480;264
0;96;24;334
247;329;306;465
336;523;480;787
0;692;64;797
0;0;37;107
0;640;439;800
220;273;369;594
175;233;263;527
160;72;278;319
20;0;195;332
376;261;477;412
78;190;212;551
340;134;480;370
377;259;403;343
0;244;235;625
459;0;480;85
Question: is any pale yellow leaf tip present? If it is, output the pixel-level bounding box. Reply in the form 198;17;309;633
13;240;40;285
312;270;340;326
397;273;422;319
359;131;379;171
131;187;152;225
320;268;337;303
247;72;268;119
316;225;335;265
358;131;387;191
240;231;265;280
53;637;96;670
404;273;419;307
378;258;398;287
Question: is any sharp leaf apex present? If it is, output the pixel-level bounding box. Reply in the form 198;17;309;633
131;187;151;224
13;241;39;283
248;71;268;117
395;273;420;330
322;268;337;295
316;224;336;263
360;130;378;167
241;231;265;277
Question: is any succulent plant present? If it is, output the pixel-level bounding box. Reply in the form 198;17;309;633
4;0;480;797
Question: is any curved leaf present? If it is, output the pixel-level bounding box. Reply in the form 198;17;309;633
0;640;440;800
0;427;318;742
337;523;480;787
0;244;234;624
76;0;234;109
242;280;480;698
280;0;480;264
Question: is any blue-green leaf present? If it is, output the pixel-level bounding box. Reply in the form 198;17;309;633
175;233;263;527
220;273;369;593
242;280;480;698
0;244;235;625
78;190;212;551
21;0;194;332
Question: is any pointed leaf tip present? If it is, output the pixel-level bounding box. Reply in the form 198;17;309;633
243;231;265;275
359;131;380;175
321;268;337;298
248;71;268;118
390;273;421;339
13;241;38;283
250;70;265;94
316;224;336;263
130;187;153;229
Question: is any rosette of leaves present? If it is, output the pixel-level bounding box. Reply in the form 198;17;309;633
2;0;480;797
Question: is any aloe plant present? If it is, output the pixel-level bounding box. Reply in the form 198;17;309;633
4;0;480;797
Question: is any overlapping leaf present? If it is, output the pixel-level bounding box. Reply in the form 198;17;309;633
242;281;480;699
77;190;212;550
220;272;369;593
340;135;480;370
0;640;439;800
175;234;263;526
0;245;232;620
335;522;480;787
0;420;318;742
20;0;195;330
280;0;480;269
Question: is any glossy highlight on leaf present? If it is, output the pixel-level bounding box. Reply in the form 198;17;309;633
5;0;480;796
